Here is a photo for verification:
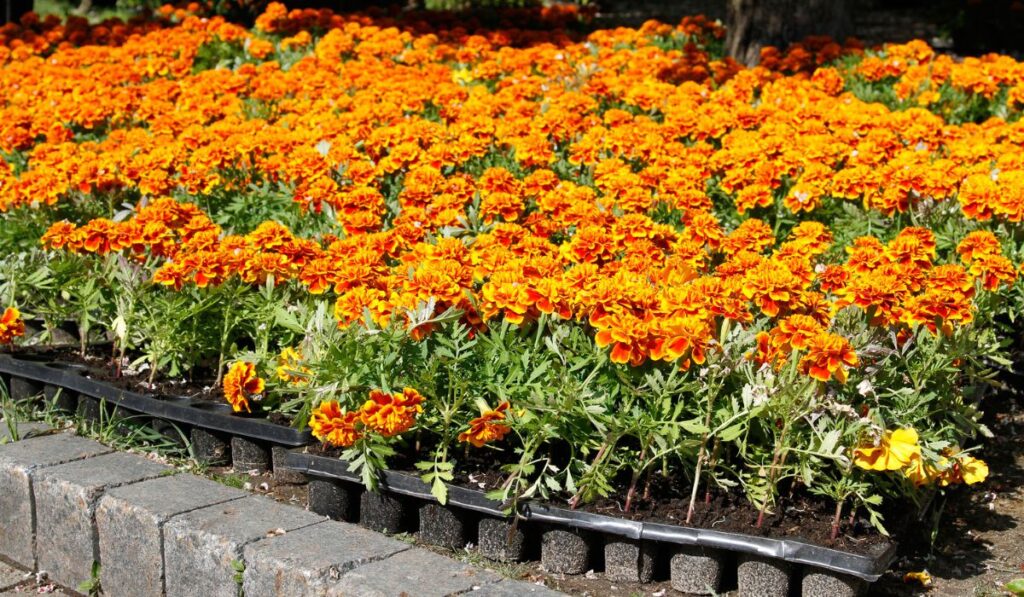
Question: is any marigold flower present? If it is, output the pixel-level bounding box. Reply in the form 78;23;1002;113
853;428;921;471
458;401;512;448
360;387;425;437
276;347;309;385
309;401;362;447
798;331;858;383
223;361;265;414
0;307;26;345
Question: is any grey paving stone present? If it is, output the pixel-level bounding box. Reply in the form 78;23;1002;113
34;452;172;590
0;433;112;568
0;421;50;444
0;561;29;590
242;520;409;597
328;548;500;597
468;580;566;596
97;475;247;597
163;495;325;597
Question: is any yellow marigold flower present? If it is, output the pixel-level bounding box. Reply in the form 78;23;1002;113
276;347;309;385
0;307;26;345
853;428;921;471
223;362;264;414
903;570;932;588
360;387;425;437
458;401;512;448
309;401;362;448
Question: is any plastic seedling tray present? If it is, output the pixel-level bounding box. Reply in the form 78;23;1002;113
0;353;312;447
284;449;897;585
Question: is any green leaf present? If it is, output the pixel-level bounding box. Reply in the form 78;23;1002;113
681;418;709;434
1005;579;1024;596
431;476;449;505
718;423;744;442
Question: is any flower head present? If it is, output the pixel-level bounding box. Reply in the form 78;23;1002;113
359;387;425;437
853;428;921;471
0;307;25;345
458;401;512;448
223;361;265;414
309;401;362;447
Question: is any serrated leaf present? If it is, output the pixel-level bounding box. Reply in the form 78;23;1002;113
431;477;449;505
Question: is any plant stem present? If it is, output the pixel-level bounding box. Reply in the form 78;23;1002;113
831;499;844;542
570;440;609;510
624;441;648;513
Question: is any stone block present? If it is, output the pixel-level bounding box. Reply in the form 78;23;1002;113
359;491;407;534
43;384;78;413
478;518;526;562
8;377;43;402
327;548;499;597
163;495;324;597
0;421;50;444
308;479;357;522
418;503;469;549
469;580;565;596
737;553;790;597
670;545;727;595
33;452;171;589
190;428;230;465
541;528;593;575
604;538;656;583
271;446;307;485
76;395;103;423
0;561;28;591
802;569;867;597
242;520;409;597
0;433;112;568
231;436;270;473
97;474;247;597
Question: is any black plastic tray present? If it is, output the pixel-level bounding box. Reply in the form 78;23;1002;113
285;450;897;582
0;353;312;446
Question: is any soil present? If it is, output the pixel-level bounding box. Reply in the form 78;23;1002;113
308;435;893;557
6;346;294;427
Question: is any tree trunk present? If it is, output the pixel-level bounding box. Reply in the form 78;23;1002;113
726;0;852;66
3;0;34;25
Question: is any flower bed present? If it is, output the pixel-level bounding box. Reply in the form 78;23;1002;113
2;2;1024;584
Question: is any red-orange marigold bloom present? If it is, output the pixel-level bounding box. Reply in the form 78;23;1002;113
458;401;512;448
223;361;264;414
360;388;425;437
309;401;362;447
799;332;858;383
0;307;26;345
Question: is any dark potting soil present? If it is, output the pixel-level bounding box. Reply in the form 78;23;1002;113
307;438;897;556
7;346;294;426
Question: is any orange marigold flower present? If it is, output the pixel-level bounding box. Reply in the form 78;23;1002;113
458;401;512;448
799;332;858;383
956;230;1001;263
223;361;265;414
309;401;362;447
970;253;1017;291
0;307;26;345
360;387;425;437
